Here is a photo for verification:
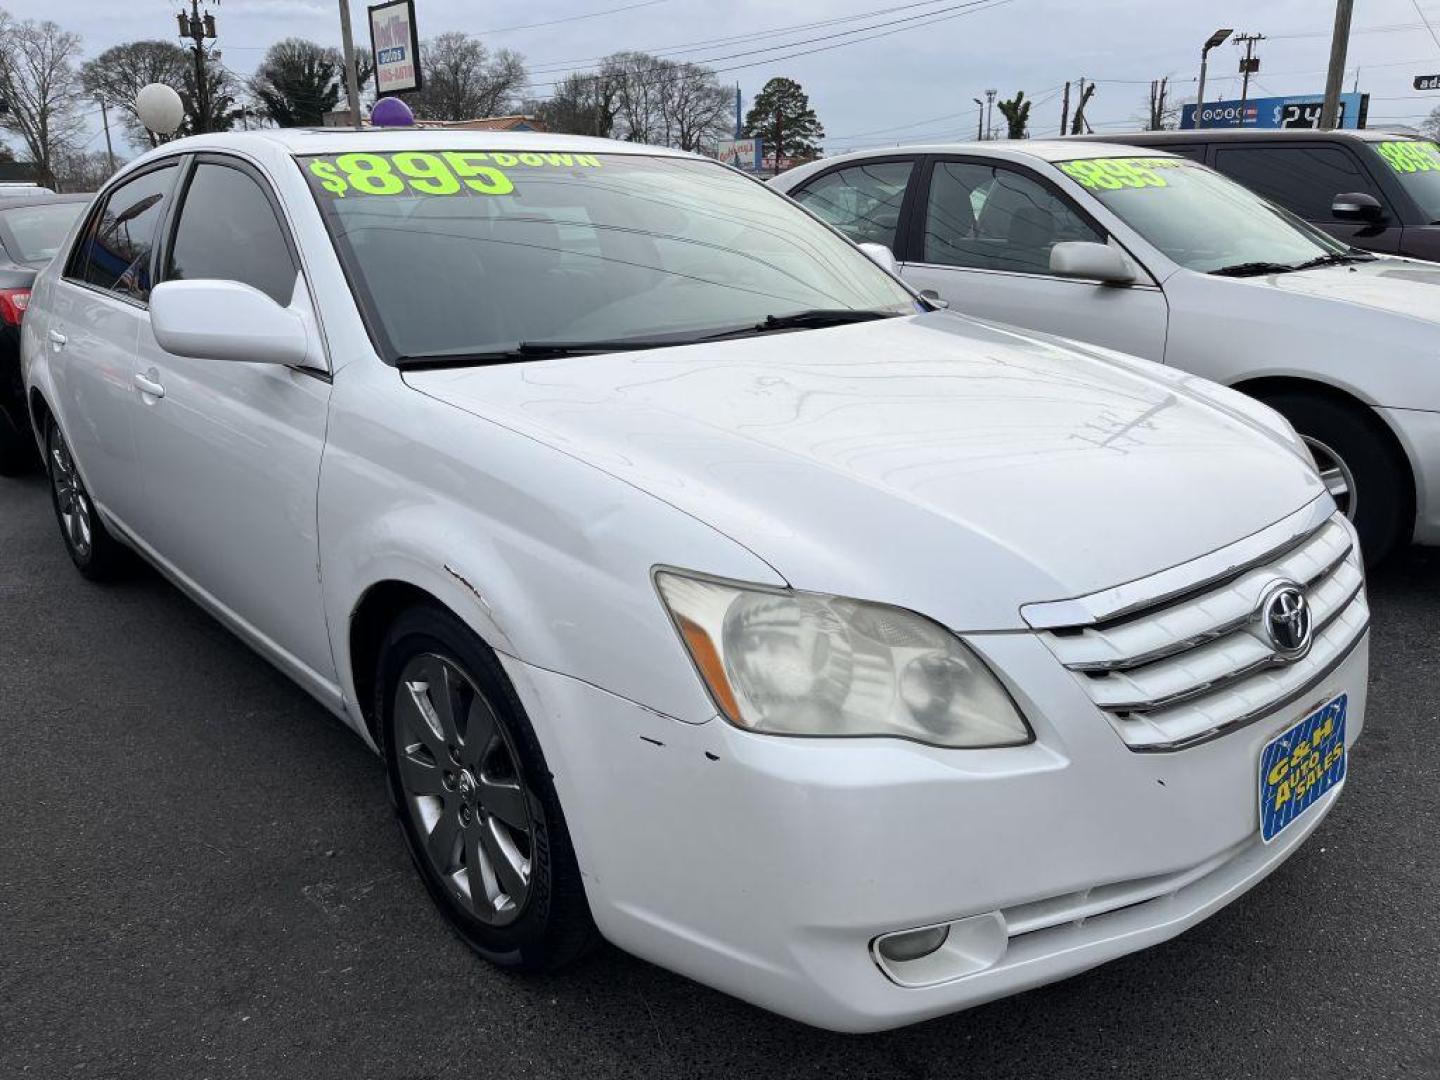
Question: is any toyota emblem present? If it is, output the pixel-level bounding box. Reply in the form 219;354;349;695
1257;581;1313;659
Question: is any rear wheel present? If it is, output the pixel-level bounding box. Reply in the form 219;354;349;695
377;605;596;971
45;418;128;580
1262;392;1409;565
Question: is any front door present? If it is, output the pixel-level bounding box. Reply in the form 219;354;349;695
900;157;1170;361
127;155;337;686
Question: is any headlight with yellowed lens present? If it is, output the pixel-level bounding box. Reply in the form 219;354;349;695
654;571;1031;748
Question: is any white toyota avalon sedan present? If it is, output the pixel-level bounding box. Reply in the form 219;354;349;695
22;130;1367;1032
771;142;1440;564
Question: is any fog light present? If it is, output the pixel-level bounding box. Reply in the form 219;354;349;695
876;924;950;963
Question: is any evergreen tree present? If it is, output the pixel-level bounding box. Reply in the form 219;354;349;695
742;77;823;170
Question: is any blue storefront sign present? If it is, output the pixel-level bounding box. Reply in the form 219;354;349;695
1181;92;1368;131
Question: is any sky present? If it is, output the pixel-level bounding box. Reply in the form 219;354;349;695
12;0;1440;157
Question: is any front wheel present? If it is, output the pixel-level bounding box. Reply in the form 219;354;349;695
1263;393;1409;565
377;605;596;971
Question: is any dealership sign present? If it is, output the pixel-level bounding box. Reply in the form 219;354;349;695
716;138;763;171
369;0;421;95
1416;74;1440;91
1181;92;1368;130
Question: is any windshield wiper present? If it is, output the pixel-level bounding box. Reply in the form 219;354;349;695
1207;261;1302;278
396;339;673;369
1290;250;1378;271
697;308;901;342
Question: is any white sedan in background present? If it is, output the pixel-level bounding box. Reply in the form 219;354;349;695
22;129;1365;1031
772;142;1440;563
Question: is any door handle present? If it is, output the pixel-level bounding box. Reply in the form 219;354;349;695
48;329;67;350
134;371;165;399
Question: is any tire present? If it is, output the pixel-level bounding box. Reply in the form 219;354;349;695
0;404;36;476
45;417;129;581
1262;392;1409;565
376;605;597;971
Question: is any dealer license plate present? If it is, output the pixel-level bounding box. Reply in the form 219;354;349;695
1259;694;1347;843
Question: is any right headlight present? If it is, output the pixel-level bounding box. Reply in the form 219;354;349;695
654;570;1032;748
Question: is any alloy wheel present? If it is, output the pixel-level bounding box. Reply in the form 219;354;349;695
393;653;534;926
49;428;93;560
1303;435;1358;522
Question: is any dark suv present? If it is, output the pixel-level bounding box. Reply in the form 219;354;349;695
1081;128;1440;262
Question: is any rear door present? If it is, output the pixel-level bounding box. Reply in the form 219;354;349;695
49;162;181;526
127;153;337;684
899;155;1169;359
1210;142;1402;253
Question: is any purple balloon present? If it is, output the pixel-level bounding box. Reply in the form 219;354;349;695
371;97;414;127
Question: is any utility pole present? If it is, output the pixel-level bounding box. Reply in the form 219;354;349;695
973;97;984;140
1060;80;1070;136
176;0;216;134
337;0;363;129
1235;32;1265;114
96;97;116;171
1321;0;1355;130
985;88;996;140
1196;28;1232;129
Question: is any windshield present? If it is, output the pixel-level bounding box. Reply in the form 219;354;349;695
1372;140;1440;223
300;150;917;361
1055;156;1347;273
0;201;86;265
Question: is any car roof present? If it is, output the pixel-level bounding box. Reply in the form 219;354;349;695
1073;128;1410;146
0;192;92;209
775;139;1181;182
126;128;697;161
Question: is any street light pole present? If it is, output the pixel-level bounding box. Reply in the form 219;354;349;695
1320;0;1355;130
1195;27;1233;129
985;88;996;140
972;98;983;140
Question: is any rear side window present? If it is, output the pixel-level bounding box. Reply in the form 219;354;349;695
792;160;914;251
167;162;298;306
70;164;178;302
1212;146;1384;221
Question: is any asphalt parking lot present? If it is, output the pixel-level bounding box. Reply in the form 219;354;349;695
2;471;1437;1080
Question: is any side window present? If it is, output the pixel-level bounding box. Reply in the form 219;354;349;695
792;160;914;250
70;164;178;302
1160;143;1207;163
167;162;298;306
1212;146;1383;221
922;160;1103;274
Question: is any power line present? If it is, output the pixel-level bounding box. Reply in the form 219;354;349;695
475;0;675;36
1410;0;1440;53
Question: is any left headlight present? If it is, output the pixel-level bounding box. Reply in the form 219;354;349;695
654;570;1032;748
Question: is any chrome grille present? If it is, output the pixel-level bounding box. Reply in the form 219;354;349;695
1030;510;1368;752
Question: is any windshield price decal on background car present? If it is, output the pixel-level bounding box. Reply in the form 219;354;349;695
1057;157;1187;190
305;151;603;198
1376;141;1440;174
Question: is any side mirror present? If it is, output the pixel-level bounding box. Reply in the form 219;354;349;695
1331;192;1385;223
857;241;899;276
150;279;308;366
1049;241;1135;285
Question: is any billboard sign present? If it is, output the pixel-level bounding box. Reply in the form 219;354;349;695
1415;74;1440;91
1181;92;1367;130
717;138;763;171
369;0;421;95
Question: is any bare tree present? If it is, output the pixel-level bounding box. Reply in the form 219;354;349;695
1423;105;1440;142
526;71;616;137
0;14;85;189
662;62;733;152
82;40;189;148
52;146;122;192
411;32;526;121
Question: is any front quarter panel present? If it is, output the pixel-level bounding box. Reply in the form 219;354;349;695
319;357;786;737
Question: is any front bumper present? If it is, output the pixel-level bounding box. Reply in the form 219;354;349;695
1377;406;1440;545
501;631;1368;1033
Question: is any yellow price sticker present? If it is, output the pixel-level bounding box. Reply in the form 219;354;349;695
1057;157;1187;191
304;150;603;198
1376;140;1440;174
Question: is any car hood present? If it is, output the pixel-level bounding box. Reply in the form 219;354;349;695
1252;257;1440;322
404;314;1325;630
